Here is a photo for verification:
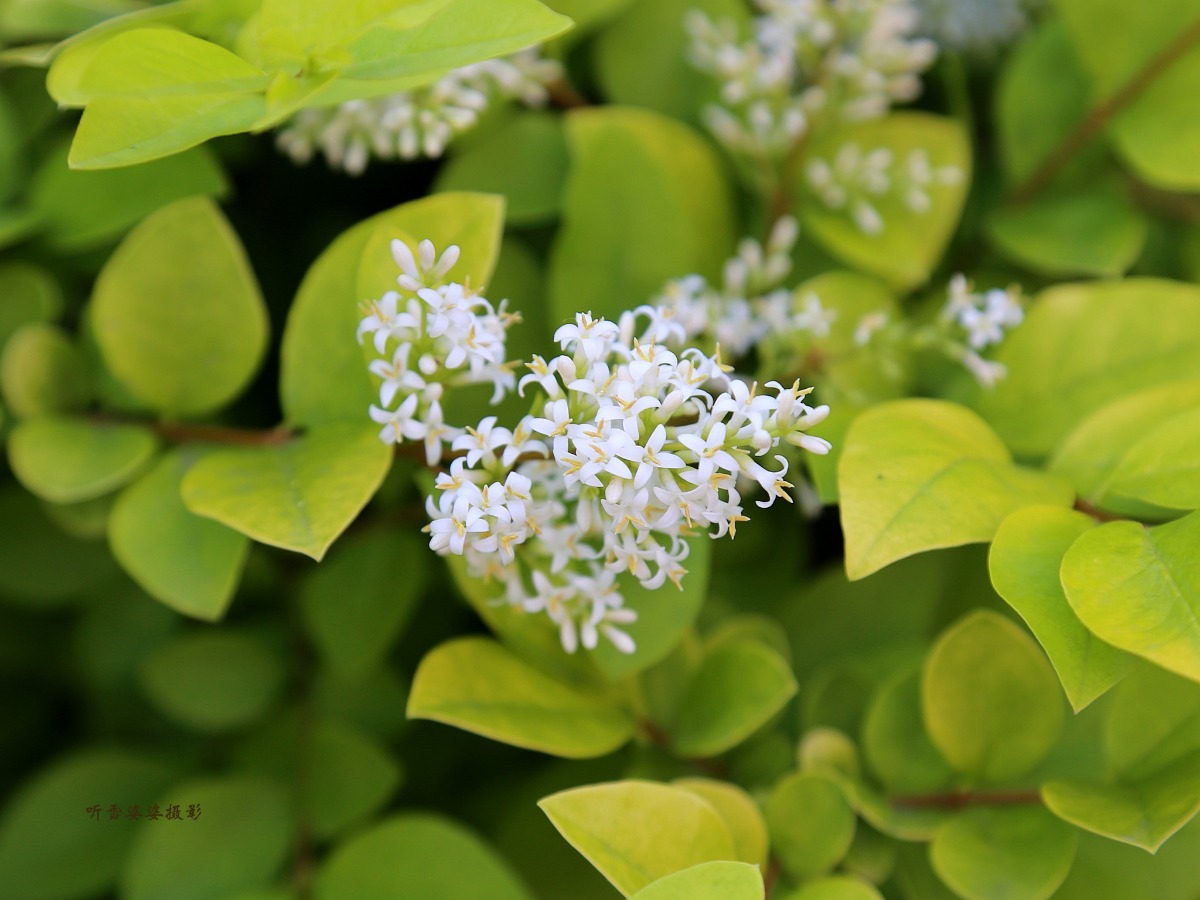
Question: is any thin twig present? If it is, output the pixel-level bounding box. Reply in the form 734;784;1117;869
1009;14;1200;206
890;788;1043;811
1074;498;1128;524
547;78;589;109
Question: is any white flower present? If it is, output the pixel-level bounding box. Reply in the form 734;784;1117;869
277;49;562;173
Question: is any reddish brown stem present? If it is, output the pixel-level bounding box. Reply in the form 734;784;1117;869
547;78;589;109
1073;497;1127;524
890;788;1042;811
151;421;296;446
1009;14;1200;206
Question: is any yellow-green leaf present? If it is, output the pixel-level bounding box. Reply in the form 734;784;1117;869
838;399;1073;580
539;780;736;896
408;636;635;758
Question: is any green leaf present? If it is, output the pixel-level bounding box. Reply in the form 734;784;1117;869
799;114;970;291
781;876;883;900
333;0;573;83
138;631;285;731
299;529;424;678
1043;666;1200;852
30;141;227;250
798;727;860;779
408;636;635;758
764;772;856;880
1105;406;1200;510
0;485;117;605
989;506;1135;711
0;0;139;42
1056;0;1200;190
7;417;156;504
986;187;1147;278
1049;378;1200;513
180;424;392;561
994;20;1104;187
539;780;736;896
0;263;62;350
0;323;90;418
669;639;797;758
862;666;953;794
121;775;291;900
313;813;534;900
73;583;180;691
0;206;40;249
672;778;769;868
923;610;1064;783
235;0;454;70
435;112;568;225
281;192;504;427
628;861;763;900
304;720;402;840
1044;756;1200;854
91;196;267;417
60;28;270;168
109;449;251;621
931;807;1077;900
548;106;736;324
979;278;1200;458
587;533;711;681
0;749;177;900
838;398;1074;580
592;0;746;124
1061;510;1200;683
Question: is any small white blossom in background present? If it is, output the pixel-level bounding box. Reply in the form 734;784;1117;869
939;273;1023;388
358;238;518;465
913;0;1044;56
360;239;834;656
686;0;937;165
852;274;1024;389
806;143;963;235
277;50;561;174
645;216;835;357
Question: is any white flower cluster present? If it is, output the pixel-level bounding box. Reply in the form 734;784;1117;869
358;239;518;464
686;0;937;162
940;274;1023;388
277;50;561;174
421;308;832;655
648;217;835;357
359;240;834;656
806;143;963;234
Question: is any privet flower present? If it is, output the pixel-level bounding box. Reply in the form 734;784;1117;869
853;273;1024;388
278;50;561;174
806;143;963;235
358;238;518;465
645;216;837;357
360;240;833;656
686;0;937;164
